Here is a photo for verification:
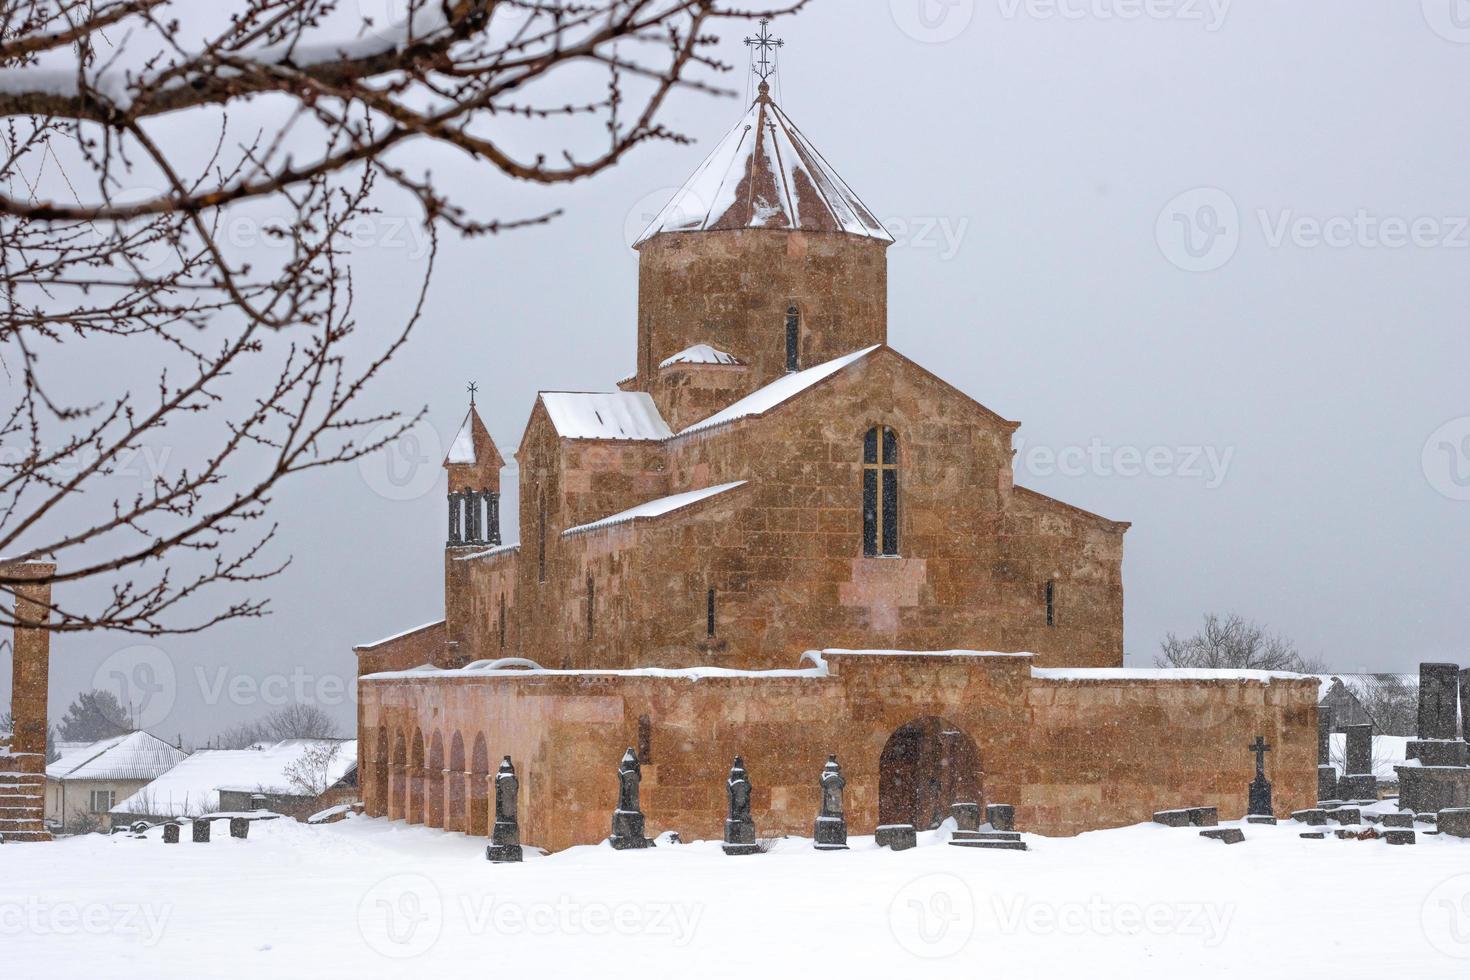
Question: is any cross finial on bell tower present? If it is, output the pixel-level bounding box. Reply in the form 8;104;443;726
467;381;478;407
744;18;784;84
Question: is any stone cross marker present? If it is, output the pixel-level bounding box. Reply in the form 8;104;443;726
723;756;759;856
1248;736;1273;816
486;755;523;863
610;748;654;850
813;755;849;851
1419;663;1460;741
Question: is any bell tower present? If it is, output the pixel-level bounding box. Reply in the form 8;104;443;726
443;384;506;550
630;27;892;429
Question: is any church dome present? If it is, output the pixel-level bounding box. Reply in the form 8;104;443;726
634;84;892;247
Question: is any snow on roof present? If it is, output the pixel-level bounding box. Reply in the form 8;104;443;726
635;89;892;246
45;731;186;782
1033;667;1314;684
680;346;880;436
111;739;357;817
355;620;443;650
659;344;743;369
540;391;673;441
563;482;747;537
446;411;477;464
452;542;520;562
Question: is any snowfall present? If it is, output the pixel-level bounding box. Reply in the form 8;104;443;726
4;808;1470;979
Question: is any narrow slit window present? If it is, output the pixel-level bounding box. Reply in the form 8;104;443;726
785;305;801;373
706;588;716;637
498;593;507;649
586;575;595;639
1046;579;1056;626
537;493;547;583
862;425;900;556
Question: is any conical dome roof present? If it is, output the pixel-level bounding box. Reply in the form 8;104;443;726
634;84;892;247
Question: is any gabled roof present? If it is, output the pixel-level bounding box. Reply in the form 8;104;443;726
443;405;505;470
540;391;673;441
679;346;880;436
111;739;358;817
659;344;743;368
45;731;186;782
564;481;747;537
635;86;892;247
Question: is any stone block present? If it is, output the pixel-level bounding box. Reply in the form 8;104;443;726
1317;765;1338;803
229;817;249;840
1337;774;1377;802
1344;724;1373;776
1398;766;1470;815
1187;807;1218;827
1291;809;1327;826
1384;830;1416;846
1199;828;1244;844
1418;663;1460;740
1462;668;1470;742
1153;809;1190;828
986;803;1015;832
1380;812;1413;829
1407;740;1468;767
876;824;917;851
192;819;210;843
950;802;980;832
1299;832;1326;839
1330;807;1360;826
1439;808;1470;838
162;824;179;844
1317;708;1333;765
1246;815;1277;825
1334;828;1361;839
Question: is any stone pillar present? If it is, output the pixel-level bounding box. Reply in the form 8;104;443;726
447;492;463;546
1419;663;1460;739
1338;723;1378;802
464;490;480;544
813;755;849;850
1317;707;1338;802
1462;668;1470;744
610;749;654;850
193;818;211;843
387;765;404;821
443;771;466;834
7;562;53;759
488;492;502;546
407;767;425;825
468;774;490;837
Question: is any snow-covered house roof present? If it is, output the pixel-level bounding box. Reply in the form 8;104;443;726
45;731;186;783
679;345;880;436
111;738;357;818
540;391;673;441
634;87;892;247
659;344;743;369
564;482;747;537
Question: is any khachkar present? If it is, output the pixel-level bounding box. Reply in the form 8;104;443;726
813;756;849;851
1317;708;1337;803
485;756;523;863
1246;736;1274;821
1397;662;1470;814
1336;724;1377;801
610;749;654;850
0;560;54;843
722;756;759;856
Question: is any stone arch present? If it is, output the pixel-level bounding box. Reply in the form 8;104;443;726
469;734;491;836
370;727;389;817
427;731;446;828
390;730;407;821
878;717;982;830
446;731;467;834
408;729;426;825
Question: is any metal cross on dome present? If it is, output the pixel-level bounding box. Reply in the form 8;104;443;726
744;18;784;82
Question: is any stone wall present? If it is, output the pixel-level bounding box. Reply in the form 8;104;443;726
358;652;1317;851
1;560;55;842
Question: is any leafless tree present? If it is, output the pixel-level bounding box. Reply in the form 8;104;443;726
1156;612;1326;672
283;738;343;796
214;702;338;747
0;0;799;636
1345;673;1418;737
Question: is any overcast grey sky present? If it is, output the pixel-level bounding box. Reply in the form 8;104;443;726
8;1;1470;744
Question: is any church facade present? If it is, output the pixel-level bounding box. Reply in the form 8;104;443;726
356;84;1317;851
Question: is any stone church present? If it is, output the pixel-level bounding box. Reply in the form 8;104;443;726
356;82;1316;851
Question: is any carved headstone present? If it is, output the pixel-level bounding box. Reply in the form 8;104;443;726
813;755;848;851
610;748;654;850
1247;736;1273;816
1344;724;1373;776
485;755;523;863
1419;663;1460;740
1317;708;1332;765
162;823;179;844
722;756;759;856
986;803;1015;832
950;802;981;833
229;817;249;840
192;818;210;843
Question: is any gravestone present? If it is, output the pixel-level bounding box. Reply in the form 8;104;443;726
192;818;210;843
1338;724;1378;800
162;824;179;844
229;817;249;840
1317;708;1338;802
1291;808;1327;826
1153;809;1190;828
813;756;849;851
1187;806;1218;827
1383;830;1416;846
485;755;523;863
1380;812;1413;829
875;824;917;850
1199;828;1244;844
1418;663;1460;739
1439;808;1470;838
610;749;654;851
950;802;980;833
1462;669;1470;743
1247;735;1273;816
986;804;1015;832
722;756;759;856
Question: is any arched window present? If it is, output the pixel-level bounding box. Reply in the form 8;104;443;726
785;304;801;373
863;425;899;557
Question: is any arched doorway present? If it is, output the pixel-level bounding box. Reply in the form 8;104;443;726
390;732;407;821
408;729;426;825
878;717;982;829
371;727;388;817
427;731;445;828
447;732;466;833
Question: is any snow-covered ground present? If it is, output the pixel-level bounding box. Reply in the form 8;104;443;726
3;812;1468;979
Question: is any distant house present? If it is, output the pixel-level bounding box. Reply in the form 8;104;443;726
112;739;357;823
44;731;188;832
1314;673;1420;735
